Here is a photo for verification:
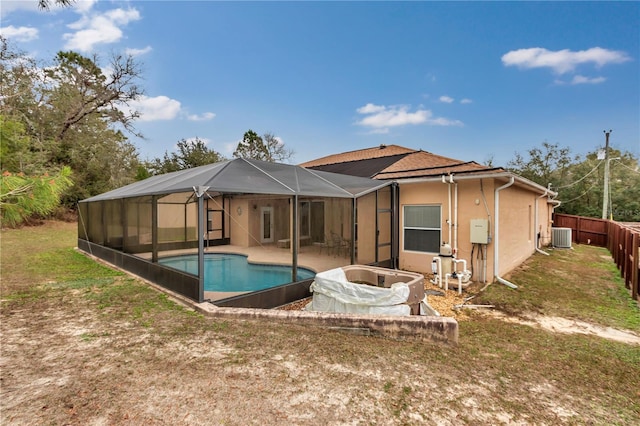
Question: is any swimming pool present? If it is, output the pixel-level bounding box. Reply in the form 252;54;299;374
159;253;316;292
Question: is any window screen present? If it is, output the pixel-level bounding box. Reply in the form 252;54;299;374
403;205;441;253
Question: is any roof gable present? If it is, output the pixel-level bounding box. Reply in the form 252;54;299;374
305;153;411;178
300;144;415;168
302;145;503;180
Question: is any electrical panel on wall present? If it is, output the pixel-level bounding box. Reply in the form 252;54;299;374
470;219;489;244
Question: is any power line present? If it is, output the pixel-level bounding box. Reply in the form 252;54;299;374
613;158;640;174
554;159;603;190
559;179;601;204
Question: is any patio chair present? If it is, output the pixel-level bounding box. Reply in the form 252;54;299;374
331;232;343;257
313;235;330;255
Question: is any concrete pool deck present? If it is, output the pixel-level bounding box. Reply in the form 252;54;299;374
204;244;350;301
138;243;353;302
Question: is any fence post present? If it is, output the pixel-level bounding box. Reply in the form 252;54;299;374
632;232;639;301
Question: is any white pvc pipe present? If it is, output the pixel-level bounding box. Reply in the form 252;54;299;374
444;272;463;294
431;256;442;288
452;259;470;295
494;177;518;289
446;176;452;245
535;190;550;256
454;179;458;255
452;258;467;275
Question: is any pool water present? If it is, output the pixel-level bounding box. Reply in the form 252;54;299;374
159;253;316;292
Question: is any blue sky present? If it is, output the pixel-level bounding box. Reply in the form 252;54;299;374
2;1;639;167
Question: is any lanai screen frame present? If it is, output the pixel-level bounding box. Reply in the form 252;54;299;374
77;158;395;305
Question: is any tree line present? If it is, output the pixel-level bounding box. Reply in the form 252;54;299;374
1;31;637;226
507;141;640;222
0;37;292;226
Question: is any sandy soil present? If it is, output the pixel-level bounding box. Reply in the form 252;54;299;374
485;311;640;345
2;266;638;424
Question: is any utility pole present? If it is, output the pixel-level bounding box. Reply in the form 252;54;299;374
602;130;612;219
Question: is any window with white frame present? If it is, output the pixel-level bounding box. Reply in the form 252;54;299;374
403;205;441;253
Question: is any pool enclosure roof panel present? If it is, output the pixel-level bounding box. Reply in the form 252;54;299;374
81;158;392;202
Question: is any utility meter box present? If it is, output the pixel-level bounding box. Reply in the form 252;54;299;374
470;219;489;244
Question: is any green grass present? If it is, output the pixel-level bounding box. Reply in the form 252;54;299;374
2;222;639;424
475;245;640;331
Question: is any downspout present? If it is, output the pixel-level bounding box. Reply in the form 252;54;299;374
535;189;550;256
442;175;452;245
548;198;561;210
494;177;517;289
548;197;562;244
453;176;458;255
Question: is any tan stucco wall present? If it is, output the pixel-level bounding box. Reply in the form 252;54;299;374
229;198;250;247
397;178;552;283
496;184;536;277
228;197;291;248
398;180;497;279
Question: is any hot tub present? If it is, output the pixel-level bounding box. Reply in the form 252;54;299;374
308;265;425;316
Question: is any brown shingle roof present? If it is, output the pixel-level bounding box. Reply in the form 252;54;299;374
376;151;504;179
301;144;505;180
300;144;416;168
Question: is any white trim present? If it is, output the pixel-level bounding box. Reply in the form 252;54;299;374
394;172;557;197
402;204;442;253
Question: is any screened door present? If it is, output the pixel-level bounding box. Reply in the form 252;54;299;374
261;207;274;243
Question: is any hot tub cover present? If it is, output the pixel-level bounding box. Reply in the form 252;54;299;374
308;267;411;316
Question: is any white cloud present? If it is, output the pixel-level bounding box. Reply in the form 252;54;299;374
127;95;181;121
125;46;152;57
0;25;38;42
554;75;608;85
74;0;97;14
356;103;387;114
64;6;141;52
502;47;631;74
570;75;607;85
0;1;40;18
460;98;473;104
355;103;462;132
357;104;429;128
439;95;454;104
122;95;215;123
187;112;216;122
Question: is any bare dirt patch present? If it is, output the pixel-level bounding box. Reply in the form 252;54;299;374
2;222;640;425
485;310;640;345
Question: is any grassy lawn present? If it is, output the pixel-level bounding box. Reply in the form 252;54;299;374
1;222;639;425
475;244;640;331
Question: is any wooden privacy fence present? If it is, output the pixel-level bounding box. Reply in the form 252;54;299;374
607;221;639;303
553;213;640;301
553;213;609;246
552;213;639;302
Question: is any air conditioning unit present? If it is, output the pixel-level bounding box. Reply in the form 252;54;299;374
552;227;572;248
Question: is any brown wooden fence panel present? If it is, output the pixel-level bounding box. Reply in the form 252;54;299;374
553;213;608;246
607;221;640;303
554;214;639;302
